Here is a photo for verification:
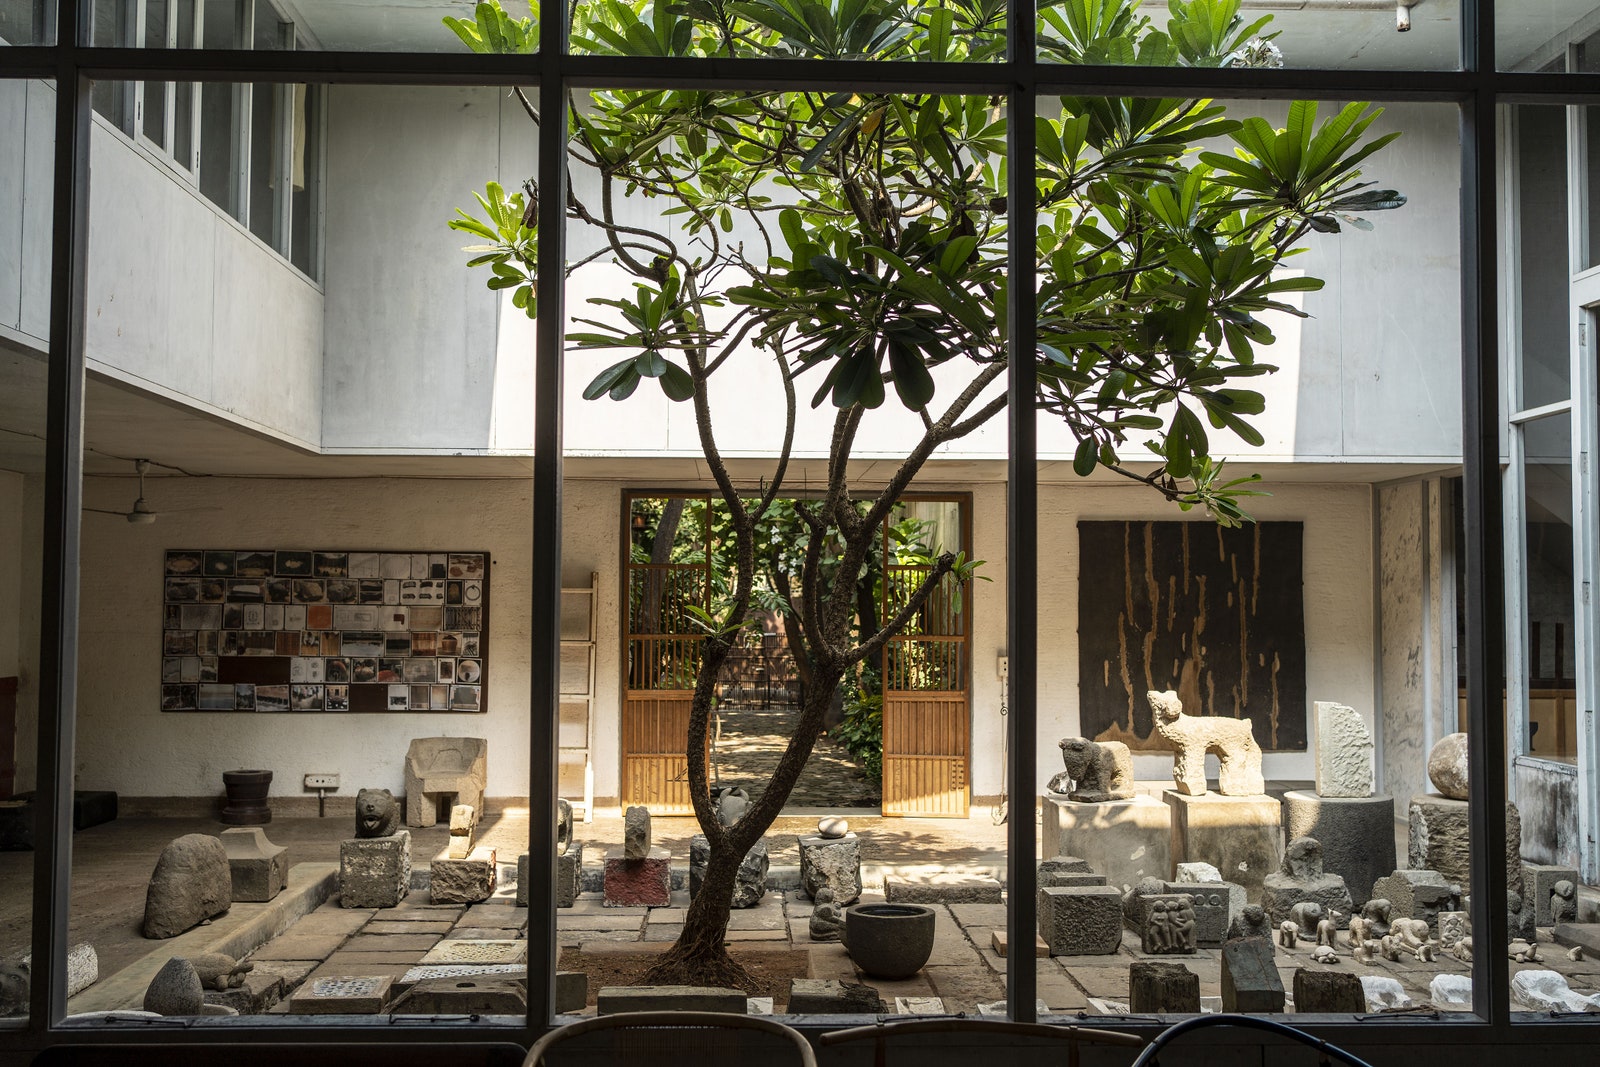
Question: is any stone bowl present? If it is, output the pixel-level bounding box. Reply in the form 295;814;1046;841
842;903;936;980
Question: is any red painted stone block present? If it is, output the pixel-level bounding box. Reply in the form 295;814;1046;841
603;846;671;907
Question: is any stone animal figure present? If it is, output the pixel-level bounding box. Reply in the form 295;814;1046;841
1454;937;1473;964
1508;939;1542;963
354;788;401;838
1232;903;1272;941
1358;898;1392;939
1288;901;1325;936
1552;880;1578;925
1311;945;1339;964
712;785;751;828
556;798;573;857
1147;690;1265;796
1048;737;1135;803
1279;921;1300;948
1316;917;1339;948
809;888;844;943
188;953;253;991
1353;939;1379;964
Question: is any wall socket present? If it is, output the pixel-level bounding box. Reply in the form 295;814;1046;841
304;773;340;790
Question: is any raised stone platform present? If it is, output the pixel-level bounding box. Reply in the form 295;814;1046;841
1282;791;1394;907
1165;791;1281;902
1407;795;1523;897
1041;794;1172;890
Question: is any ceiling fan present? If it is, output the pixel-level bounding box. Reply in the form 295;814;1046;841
83;458;209;525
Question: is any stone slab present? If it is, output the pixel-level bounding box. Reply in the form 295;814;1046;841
1161;881;1244;947
799;834;862;905
517;844;584;909
1220;937;1284;1013
603;846;671;907
288;974;393;1015
339;833;411;909
1041;794;1172;891
1129;961;1200;1014
1166;791;1282;902
430;845;498;904
220;827;290;903
1552;924;1600;956
885;875;1003;904
342;933;442;953
399;963;527;986
991;929;1049;958
391;975;526;1015
596;985;747;1015
1282;791;1395;908
786;978;886;1014
1038;885;1122;956
363;920;454;936
1313;701;1375;798
418;939;527;966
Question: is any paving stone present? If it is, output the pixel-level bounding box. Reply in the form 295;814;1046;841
288;975;393;1014
554;913;645;932
992;929;1049;958
894;996;947;1014
924;965;1004;1007
597;986;746;1014
885;875;1004;904
248;960;316;995
641;925;682;942
726;930;788;941
305;961;418;984
1058;965;1134;1000
363;920;454;937
950;904;1009;927
342;934;442;953
249;932;353;962
726;908;786;931
645;908;689;924
320;950;432;967
1037;965;1091;1012
418;939;527;965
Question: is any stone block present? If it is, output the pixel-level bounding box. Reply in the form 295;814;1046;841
786;978;885;1014
556;971;588;1013
1162;880;1244;946
143;834;234;938
219;826;289;903
516;843;584;909
1040;872;1107;889
799;834;862;905
418;939;527;966
990;929;1048;958
391;975;526;1015
690;835;768;908
1165;791;1282;902
1524;863;1581;927
430;846;498;904
1282;791;1395;907
624;805;652;859
1292;968;1364;1013
1038;885;1122;956
1128;961;1200;1014
1407;796;1523;897
604;846;671;907
339;832;411;909
288;974;393;1014
1041;794;1172;891
1313;701;1375;798
23;941;99;998
1262;874;1353;929
885;875;1003;904
1553;923;1600;957
1039;856;1101;888
398;963;527;987
1371;869;1459;927
596;986;747;1015
447;805;475;859
1175;862;1221;883
1220;937;1284;1013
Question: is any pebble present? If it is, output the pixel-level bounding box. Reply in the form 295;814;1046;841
817;817;849;839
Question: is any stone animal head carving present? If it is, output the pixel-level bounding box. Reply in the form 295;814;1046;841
712;785;751;828
1149;690;1185;726
354;788;400;839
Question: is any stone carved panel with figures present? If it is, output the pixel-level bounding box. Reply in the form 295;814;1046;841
160;549;489;713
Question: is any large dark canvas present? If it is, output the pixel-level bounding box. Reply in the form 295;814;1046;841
1077;521;1306;752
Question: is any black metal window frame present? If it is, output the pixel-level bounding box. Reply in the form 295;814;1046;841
6;0;1600;1056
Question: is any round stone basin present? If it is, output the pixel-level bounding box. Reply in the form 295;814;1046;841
842;903;936;979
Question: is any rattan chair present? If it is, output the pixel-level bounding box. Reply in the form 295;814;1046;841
819;1016;1145;1067
523;1011;818;1067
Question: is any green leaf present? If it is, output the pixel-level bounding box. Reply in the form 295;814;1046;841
886;339;936;410
660;362;695;401
1073;436;1098;477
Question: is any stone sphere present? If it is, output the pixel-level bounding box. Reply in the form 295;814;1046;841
1427;733;1470;800
817;816;849;839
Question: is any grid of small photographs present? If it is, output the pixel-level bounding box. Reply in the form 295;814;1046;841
160;549;489;713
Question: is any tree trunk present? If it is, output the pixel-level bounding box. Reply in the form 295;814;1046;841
639;497;686;632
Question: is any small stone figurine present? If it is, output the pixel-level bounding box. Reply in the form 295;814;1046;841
1552;880;1578;926
809;888;845;943
1278;921;1300;949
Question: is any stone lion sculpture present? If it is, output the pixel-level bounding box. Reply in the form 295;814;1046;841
1147;689;1264;796
354;788;401;838
1047;737;1135;803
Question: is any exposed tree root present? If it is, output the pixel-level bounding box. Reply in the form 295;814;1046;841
640;941;760;991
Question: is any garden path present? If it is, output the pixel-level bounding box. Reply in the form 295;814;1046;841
711;700;882;810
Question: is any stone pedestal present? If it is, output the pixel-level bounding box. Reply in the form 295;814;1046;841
431;845;498;904
1041;794;1172;890
1220;937;1284;1013
1129;961;1200;1013
1282;791;1395;907
1523;862;1580;927
516;843;583;909
338;831;410;909
690;835;768;908
1165;791;1282;902
604;845;671;907
1038;885;1122;956
1407;795;1523;896
798;833;862;905
219;826;289;903
1293;968;1365;1013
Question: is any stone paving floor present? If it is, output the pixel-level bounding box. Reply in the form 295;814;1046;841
711;700;882;809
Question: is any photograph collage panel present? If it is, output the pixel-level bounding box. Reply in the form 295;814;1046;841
160;549;488;713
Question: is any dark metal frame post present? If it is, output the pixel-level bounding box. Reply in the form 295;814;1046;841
1460;0;1511;1025
1005;0;1039;1026
29;0;91;1031
526;6;568;1031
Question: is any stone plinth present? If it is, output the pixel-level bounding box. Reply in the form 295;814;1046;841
1220;937;1284;1013
1162;880;1244;946
1129;961;1200;1014
338;831;410;909
1041;794;1172;890
516;843;584;909
690;835;768;908
799;833;862;905
604;845;671;907
219;826;289;903
1282;791;1395;907
288;975;392;1014
1165;791;1282;902
1407;795;1523;897
431;845;498;904
1293;969;1365;1013
1038;885;1122;956
885;875;1003;904
1523;863;1580;927
597;986;746;1014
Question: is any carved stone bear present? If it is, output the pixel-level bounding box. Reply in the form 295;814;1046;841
1048;737;1135;803
354;788;401;838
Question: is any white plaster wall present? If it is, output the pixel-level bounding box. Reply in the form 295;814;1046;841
1034;481;1377;788
84;111;325;448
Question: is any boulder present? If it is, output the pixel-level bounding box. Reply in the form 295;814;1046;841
142;835;232;939
144;957;204;1016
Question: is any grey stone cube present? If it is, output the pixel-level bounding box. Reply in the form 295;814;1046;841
430;845;498;904
339;831;411;909
1038;885;1122;956
219;826;288;903
515;843;583;909
1221;937;1284;1013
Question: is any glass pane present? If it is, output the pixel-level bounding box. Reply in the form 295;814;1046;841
288;84;320;278
1586;106;1600;272
0;0;48;44
1522;412;1576;763
1042;0;1459;70
0;74;52;1030
142;0;169;148
198;4;240;213
106;0;537;50
1502;2;1599;71
1511;105;1573;411
91;0;133;130
171;0;195;169
247;82;278;246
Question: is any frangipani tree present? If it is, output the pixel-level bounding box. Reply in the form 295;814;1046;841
449;0;1403;987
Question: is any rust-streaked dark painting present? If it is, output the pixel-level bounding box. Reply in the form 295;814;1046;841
1077;520;1307;753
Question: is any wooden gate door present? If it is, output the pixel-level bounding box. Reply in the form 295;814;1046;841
881;498;971;817
621;496;710;814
